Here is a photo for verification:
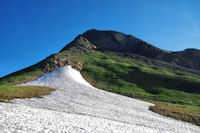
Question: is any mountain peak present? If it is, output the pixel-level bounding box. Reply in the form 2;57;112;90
82;29;166;59
59;29;200;70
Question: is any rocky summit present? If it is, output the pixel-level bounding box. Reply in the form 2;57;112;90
1;29;200;128
62;29;200;71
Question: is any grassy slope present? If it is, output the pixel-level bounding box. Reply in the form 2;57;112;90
0;48;200;125
0;49;83;85
81;51;200;105
81;51;200;125
0;85;55;102
149;102;200;126
0;64;45;85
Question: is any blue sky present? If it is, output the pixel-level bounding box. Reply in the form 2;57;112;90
0;0;200;77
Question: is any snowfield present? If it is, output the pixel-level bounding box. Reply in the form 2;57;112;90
0;66;199;132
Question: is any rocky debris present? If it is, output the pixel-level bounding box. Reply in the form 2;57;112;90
1;29;200;85
37;29;200;74
38;53;83;73
60;35;96;51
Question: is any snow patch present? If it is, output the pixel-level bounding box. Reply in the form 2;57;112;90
0;66;199;132
22;65;92;88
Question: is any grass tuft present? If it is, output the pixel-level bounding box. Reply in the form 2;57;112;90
0;85;55;102
150;103;200;126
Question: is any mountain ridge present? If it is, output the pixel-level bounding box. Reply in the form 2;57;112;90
82;29;200;70
1;29;200;125
59;29;200;71
1;29;200;84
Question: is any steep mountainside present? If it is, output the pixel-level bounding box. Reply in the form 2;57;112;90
82;29;169;58
82;29;200;70
1;29;200;91
1;29;200;125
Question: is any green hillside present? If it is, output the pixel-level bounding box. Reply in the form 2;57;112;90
0;30;200;125
81;51;200;125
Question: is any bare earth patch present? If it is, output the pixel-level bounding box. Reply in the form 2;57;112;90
150;103;200;126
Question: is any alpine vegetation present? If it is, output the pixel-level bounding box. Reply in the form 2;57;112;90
0;66;199;132
0;29;200;132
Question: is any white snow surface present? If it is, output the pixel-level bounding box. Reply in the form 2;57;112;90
0;66;199;132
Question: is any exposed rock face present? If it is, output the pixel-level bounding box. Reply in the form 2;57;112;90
41;56;83;72
39;35;97;73
61;35;96;51
1;29;200;85
53;29;200;71
81;29;200;70
37;53;83;73
172;49;200;69
15;29;200;74
82;29;169;58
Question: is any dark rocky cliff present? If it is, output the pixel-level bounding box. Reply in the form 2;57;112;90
78;29;200;70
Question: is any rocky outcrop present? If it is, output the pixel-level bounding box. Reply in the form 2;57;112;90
82;29;169;58
39;54;83;72
40;29;200;72
60;35;96;51
1;29;200;85
81;29;200;71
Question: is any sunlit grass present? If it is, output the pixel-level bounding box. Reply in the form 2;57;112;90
0;85;55;102
150;103;200;126
1;49;200;125
81;51;200;126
